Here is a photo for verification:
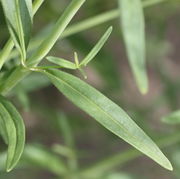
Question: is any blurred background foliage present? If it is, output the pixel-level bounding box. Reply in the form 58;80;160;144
0;0;180;178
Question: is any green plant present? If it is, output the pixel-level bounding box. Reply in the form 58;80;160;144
0;0;178;177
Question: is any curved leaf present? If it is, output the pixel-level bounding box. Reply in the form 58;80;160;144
0;103;16;171
0;0;33;55
27;0;86;66
118;0;148;94
0;96;25;172
43;69;172;171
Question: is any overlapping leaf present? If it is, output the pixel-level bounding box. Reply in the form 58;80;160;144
27;0;86;66
0;0;33;57
43;69;172;171
47;26;112;70
0;96;25;171
118;0;148;94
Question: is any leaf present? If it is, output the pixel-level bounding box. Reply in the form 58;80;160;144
22;144;67;175
80;26;112;66
69;34;121;89
0;0;33;57
0;118;8;145
27;0;86;66
43;69;172;171
47;56;77;69
0;95;25;172
118;0;148;94
162;110;180;125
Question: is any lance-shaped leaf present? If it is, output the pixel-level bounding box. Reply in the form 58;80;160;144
27;0;86;66
42;69;172;171
47;57;77;69
0;96;25;172
47;26;112;70
118;0;148;94
80;26;112;66
0;0;33;57
162;110;180;125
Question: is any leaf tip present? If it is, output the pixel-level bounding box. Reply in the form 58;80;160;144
163;158;173;171
156;152;173;171
109;26;113;32
6;166;13;172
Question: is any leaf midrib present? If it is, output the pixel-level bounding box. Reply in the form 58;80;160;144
46;71;159;158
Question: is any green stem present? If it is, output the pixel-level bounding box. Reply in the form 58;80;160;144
27;0;86;67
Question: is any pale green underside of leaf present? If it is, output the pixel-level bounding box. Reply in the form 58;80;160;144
43;69;172;171
0;0;32;51
0;96;25;172
47;57;76;69
118;0;148;94
162;110;180;125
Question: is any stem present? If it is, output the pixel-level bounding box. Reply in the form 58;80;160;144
57;113;79;178
27;0;86;66
0;0;168;95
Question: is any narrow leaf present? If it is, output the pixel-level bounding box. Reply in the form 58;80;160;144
80;26;112;66
0;104;17;171
27;0;86;66
162;110;180;125
0;0;33;55
0;118;8;145
43;69;172;171
0;96;25;171
47;56;76;69
118;0;148;94
23;145;67;175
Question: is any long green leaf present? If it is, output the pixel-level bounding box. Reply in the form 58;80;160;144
0;0;32;57
0;96;25;172
0;0;168;96
22;145;68;175
118;0;148;94
27;0;86;66
0;0;44;70
0;113;8;145
80;26;112;66
47;57;77;69
43;69;172;171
